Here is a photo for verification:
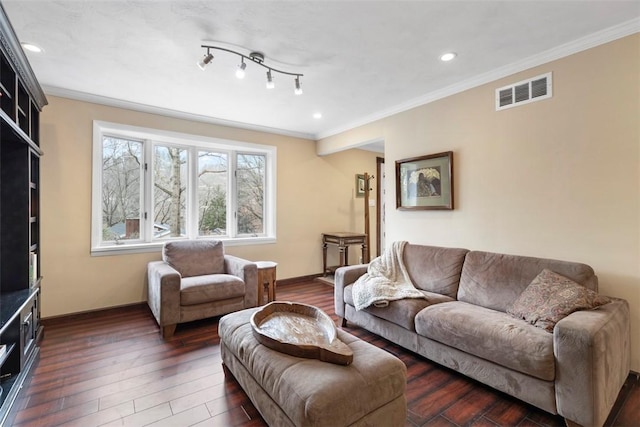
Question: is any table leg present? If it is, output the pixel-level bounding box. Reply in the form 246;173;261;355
269;273;276;302
362;244;369;264
339;245;346;267
322;242;328;276
257;270;264;305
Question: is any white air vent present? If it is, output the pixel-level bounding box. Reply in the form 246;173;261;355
496;72;552;111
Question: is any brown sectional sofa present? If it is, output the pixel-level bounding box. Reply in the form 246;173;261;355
334;244;630;427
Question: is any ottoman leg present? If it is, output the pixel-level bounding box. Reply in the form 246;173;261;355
222;362;231;377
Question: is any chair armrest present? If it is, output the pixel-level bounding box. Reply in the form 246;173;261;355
334;264;369;318
147;261;181;326
554;298;630;427
224;255;258;308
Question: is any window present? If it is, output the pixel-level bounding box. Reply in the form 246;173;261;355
237;153;266;235
92;121;276;255
197;150;228;237
153;144;188;239
101;136;143;243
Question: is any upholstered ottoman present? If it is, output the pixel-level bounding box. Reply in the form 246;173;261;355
219;307;407;427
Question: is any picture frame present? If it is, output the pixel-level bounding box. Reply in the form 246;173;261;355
355;174;365;198
395;151;454;210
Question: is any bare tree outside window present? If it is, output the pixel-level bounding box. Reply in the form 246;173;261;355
101;137;142;241
237;153;265;235
198;151;228;236
154;145;187;238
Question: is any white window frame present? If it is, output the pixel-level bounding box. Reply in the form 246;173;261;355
91;121;277;256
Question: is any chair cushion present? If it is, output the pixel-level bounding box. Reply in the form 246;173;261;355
344;284;453;331
415;301;555;381
180;274;245;306
163;240;225;278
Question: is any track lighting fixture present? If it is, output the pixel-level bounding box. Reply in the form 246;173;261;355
198;45;304;95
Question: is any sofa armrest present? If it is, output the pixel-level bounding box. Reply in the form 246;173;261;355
224;255;258;308
334;264;369;319
554;298;630;427
147;261;181;326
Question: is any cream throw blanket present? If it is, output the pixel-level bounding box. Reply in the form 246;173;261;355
352;241;427;311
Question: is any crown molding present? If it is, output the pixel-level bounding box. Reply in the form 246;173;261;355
42;85;315;140
315;17;640;141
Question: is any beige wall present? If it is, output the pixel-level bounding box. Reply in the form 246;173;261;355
319;34;640;372
40;96;378;317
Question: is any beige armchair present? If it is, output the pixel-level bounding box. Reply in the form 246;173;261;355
147;240;258;338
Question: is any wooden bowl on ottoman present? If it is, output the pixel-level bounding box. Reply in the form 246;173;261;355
250;301;353;365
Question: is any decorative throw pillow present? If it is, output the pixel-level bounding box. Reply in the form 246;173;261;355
507;269;611;332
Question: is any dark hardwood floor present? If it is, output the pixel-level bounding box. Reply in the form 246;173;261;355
7;280;639;427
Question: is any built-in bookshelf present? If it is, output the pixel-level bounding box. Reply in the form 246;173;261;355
0;3;47;425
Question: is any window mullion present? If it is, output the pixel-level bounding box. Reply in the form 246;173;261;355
264;152;271;236
143;140;153;243
230;151;237;238
187;147;198;239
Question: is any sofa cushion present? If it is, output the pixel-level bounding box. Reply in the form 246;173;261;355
507;269;611;332
404;244;469;298
415;301;555;381
344;284;454;331
163;240;225;278
180;274;245;306
457;251;598;313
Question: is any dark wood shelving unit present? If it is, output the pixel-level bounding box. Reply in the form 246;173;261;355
0;3;47;426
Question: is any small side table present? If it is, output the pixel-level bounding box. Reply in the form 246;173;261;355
256;261;278;304
322;232;368;276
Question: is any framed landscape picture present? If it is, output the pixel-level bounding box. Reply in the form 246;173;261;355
355;174;365;198
395;151;453;210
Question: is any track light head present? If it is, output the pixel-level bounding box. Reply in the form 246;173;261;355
235;59;246;79
197;52;214;70
266;70;275;89
294;76;303;95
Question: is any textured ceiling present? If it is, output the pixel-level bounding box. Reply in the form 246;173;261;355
4;1;640;144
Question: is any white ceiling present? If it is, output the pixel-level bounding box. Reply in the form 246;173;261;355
4;1;640;145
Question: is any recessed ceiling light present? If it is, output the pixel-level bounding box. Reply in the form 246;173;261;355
21;42;43;53
440;52;457;62
313;112;322;119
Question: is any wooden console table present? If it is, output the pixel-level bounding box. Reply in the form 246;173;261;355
322;232;368;276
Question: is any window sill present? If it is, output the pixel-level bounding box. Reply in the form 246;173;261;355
91;236;276;257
